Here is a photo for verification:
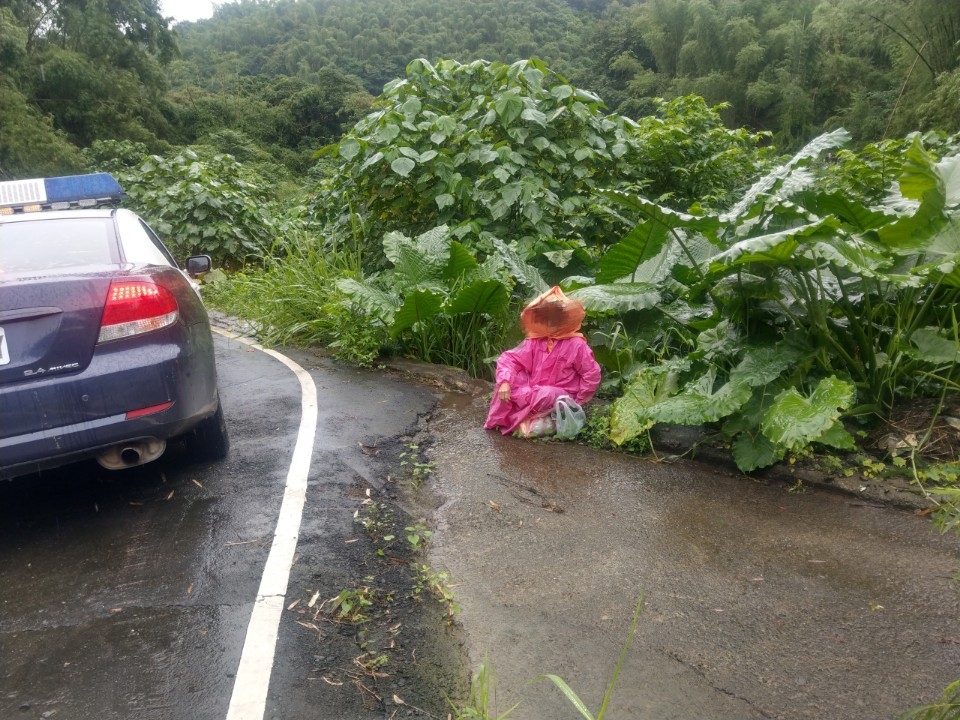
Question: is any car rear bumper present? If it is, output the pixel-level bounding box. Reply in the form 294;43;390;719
0;323;218;478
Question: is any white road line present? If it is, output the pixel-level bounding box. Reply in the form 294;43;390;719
215;329;318;720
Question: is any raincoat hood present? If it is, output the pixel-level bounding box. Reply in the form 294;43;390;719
519;286;585;345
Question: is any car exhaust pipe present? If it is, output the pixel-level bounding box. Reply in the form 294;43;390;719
97;439;166;470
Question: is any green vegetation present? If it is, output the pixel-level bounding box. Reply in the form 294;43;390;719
413;564;461;618
449;596;644;719
398;443;437;489
898;679;960;720
2;0;958;525
328;583;378;625
601;130;960;472
449;660;519;720
535;595;644;720
4;0;960;178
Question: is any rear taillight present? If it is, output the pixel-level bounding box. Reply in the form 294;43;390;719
98;280;179;343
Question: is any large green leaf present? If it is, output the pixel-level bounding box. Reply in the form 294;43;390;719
905;327;960;364
732;432;785;472
795;191;891;232
339;138;361;161
596;221;669;283
805;236;888;276
491;236;548;293
600;190;721;234
391;289;444;336
393;242;443;287
729;344;805;387
336;278;399;325
898;137;943;206
391;157;415;177
816;421;856;450
723;129;850;221
569;283;661;312
494;91;523;124
761;376;855;451
382;230;409;265
711;218;839;267
876;200;949;251
913;252;960;288
447;279;509;316
414;225;453;261
648;370;753;425
609;362;683;446
443;241;479;282
937;153;960;209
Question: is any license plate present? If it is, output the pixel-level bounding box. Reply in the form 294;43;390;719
0;327;8;366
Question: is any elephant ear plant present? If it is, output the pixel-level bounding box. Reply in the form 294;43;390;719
588;129;960;474
338;225;519;377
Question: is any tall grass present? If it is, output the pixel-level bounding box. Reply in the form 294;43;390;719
203;231;386;365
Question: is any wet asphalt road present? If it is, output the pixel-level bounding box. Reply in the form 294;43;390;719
426;393;960;720
0;332;438;719
2;333;959;720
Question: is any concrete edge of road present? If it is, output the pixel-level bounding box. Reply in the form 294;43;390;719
378;358;936;513
205;311;935;513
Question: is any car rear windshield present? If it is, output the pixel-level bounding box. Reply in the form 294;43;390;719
0;217;119;274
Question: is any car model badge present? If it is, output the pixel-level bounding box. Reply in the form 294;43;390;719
0;327;8;366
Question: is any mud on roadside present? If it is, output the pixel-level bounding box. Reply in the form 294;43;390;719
275;431;470;719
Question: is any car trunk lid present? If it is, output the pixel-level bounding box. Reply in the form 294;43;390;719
0;273;114;386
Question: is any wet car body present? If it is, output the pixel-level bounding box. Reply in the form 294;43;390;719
0;174;228;478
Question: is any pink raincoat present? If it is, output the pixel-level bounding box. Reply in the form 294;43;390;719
484;335;601;435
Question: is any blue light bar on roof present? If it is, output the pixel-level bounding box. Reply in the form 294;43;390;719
0;173;124;209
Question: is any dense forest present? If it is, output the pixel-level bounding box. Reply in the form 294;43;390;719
2;0;959;177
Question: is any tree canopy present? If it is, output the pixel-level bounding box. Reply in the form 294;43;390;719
1;0;959;177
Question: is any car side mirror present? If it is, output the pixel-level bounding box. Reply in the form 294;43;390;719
185;255;212;277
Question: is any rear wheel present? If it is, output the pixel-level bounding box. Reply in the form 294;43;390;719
186;397;229;462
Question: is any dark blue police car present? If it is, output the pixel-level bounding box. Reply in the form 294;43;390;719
0;173;228;478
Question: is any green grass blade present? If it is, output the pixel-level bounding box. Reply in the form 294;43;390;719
596;594;645;720
536;675;595;720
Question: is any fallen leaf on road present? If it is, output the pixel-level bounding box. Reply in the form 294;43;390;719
186;583;193;594
321;676;342;686
165;490;174;501
869;602;884;611
307;590;320;608
191;479;204;489
486;500;502;512
287;599;301;611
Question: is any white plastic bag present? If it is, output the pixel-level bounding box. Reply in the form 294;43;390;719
554;395;585;439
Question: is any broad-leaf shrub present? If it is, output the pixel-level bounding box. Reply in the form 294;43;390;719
316;58;766;277
339;225;516;377
119;149;281;267
594;130;960;471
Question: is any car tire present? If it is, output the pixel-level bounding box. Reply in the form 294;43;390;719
187;396;229;462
